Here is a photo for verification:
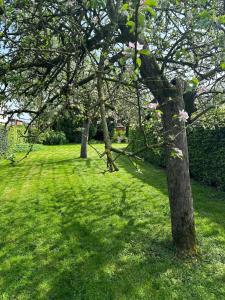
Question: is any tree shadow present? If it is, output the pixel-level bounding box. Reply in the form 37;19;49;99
0;160;176;299
0;149;225;299
117;156;225;234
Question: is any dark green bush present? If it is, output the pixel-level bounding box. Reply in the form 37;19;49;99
188;127;225;189
42;130;68;145
129;123;225;190
129;126;165;167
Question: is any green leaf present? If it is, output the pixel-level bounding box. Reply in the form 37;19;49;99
136;57;142;68
138;14;145;27
190;77;199;86
220;62;225;70
121;3;129;11
126;20;135;33
147;7;156;17
119;57;126;65
218;15;225;24
139;49;150;56
145;0;157;7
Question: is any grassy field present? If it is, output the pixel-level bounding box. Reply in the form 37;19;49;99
0;144;225;300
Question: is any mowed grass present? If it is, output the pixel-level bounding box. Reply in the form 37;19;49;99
0;144;225;300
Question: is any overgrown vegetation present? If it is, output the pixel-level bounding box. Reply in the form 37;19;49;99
0;145;224;299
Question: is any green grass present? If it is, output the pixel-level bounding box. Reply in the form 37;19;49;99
0;144;225;300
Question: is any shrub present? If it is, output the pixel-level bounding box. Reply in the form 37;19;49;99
42;130;68;145
129;108;225;190
8;125;27;145
27;127;45;144
113;129;128;143
129;124;165;167
188;127;225;189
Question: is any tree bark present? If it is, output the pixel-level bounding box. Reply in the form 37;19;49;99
97;52;118;172
161;79;196;255
80;118;90;159
140;54;196;255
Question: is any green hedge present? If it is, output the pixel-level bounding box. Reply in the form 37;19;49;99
129;126;165;167
8;125;27;145
42;130;68;145
188;127;225;189
129;125;225;190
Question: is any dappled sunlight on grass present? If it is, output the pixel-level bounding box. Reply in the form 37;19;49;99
0;145;225;299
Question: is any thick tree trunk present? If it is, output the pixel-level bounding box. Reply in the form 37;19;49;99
161;79;196;255
80;118;90;159
139;53;196;255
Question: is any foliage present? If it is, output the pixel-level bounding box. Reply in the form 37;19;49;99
94;118;115;141
0;125;27;160
130;108;225;190
0;145;225;299
188;127;225;190
8;125;26;145
52;111;83;143
42;130;68;145
113;129;128;143
129;126;165;167
0;126;8;156
27;127;45;144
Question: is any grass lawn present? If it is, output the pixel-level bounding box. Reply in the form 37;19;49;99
0;144;225;300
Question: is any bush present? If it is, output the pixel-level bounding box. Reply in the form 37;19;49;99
42;130;68;145
27;127;44;144
129;109;225;190
129;125;165;167
8;125;27;145
113;129;128;143
188;127;225;189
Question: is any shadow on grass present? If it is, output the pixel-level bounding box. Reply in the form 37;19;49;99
0;192;174;299
0;150;225;299
117;155;225;235
0;156;176;299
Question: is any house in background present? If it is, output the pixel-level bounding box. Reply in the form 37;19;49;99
115;123;126;132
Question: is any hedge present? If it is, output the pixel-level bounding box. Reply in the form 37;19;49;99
188;127;225;190
129;125;225;191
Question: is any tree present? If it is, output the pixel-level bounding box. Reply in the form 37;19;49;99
1;0;225;255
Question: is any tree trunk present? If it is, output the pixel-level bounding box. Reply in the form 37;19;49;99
97;52;118;172
139;53;196;255
161;79;196;255
80;118;90;159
